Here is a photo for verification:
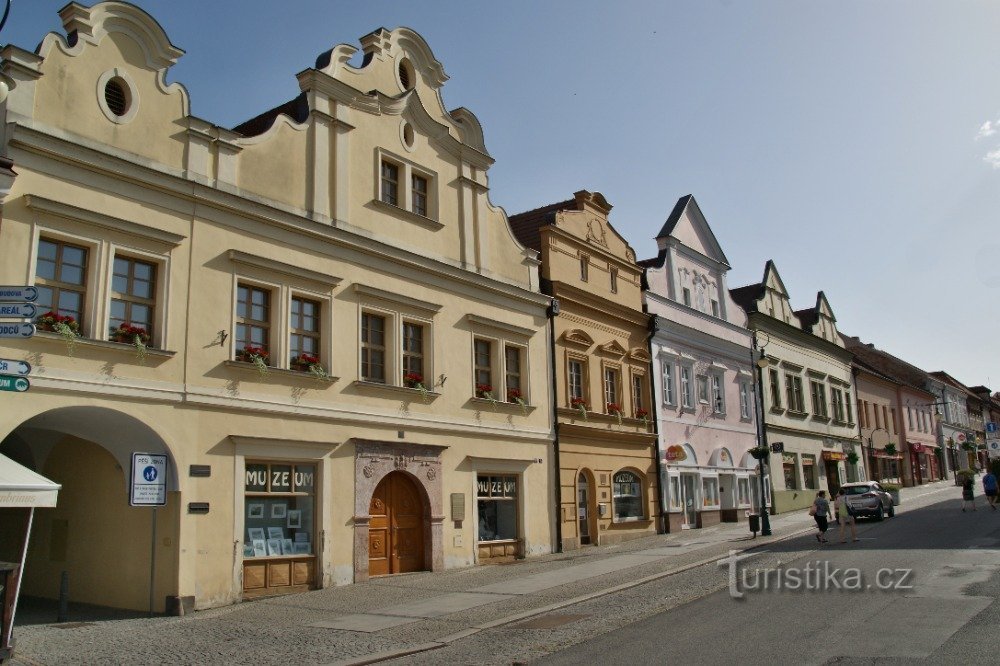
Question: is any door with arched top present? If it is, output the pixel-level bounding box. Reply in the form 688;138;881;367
368;472;426;576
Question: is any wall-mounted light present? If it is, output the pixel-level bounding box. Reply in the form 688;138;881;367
217;330;228;347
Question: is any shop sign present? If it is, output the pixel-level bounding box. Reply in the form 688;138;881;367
665;445;687;462
821;451;846;461
782;453;796;464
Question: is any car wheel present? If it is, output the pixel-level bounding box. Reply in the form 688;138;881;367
875;504;885;521
887;502;895;518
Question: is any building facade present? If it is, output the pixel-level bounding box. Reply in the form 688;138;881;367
730;262;861;513
641;195;758;531
929;372;981;474
842;336;942;486
0;3;556;612
509;191;659;549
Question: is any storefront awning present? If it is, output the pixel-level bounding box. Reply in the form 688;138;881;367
0;454;60;508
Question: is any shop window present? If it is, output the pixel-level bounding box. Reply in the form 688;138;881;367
612;470;643;521
737;478;751;506
783;459;798;490
243;462;316;558
361;311;387;382
34;237;89;330
109;254;156;342
802;458;817;489
702;477;720;508
237;283;271;363
477;475;518;542
668;476;681;510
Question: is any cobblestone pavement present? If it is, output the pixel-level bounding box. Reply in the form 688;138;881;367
8;480;957;666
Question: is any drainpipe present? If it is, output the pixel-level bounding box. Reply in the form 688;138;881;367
647;313;666;534
546;296;562;553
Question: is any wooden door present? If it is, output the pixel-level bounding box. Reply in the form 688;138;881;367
368;472;425;576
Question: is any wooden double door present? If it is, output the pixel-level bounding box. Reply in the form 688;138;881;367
368;472;426;576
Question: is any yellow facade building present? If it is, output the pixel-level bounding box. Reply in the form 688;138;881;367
510;192;659;549
0;3;555;612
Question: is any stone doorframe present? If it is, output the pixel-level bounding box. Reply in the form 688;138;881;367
352;439;446;582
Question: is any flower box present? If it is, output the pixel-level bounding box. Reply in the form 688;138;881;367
236;346;269;364
290;353;319;372
403;372;425;389
36;311;80;334
475;383;493;399
110;323;151;345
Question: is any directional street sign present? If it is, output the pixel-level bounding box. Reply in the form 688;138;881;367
0;375;29;392
0;286;38;302
0;358;30;376
0;302;37;319
0;323;35;338
988;422;998;434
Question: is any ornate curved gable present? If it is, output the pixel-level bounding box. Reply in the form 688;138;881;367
561;329;595;349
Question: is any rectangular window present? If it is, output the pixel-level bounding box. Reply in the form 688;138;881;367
604;367;620;411
711;374;725;414
737;478;751;506
739;382;751;419
380;161;399;206
697;375;709;404
845;395;853;424
831;388;845;422
661;361;675;406
361;312;386;382
890;407;898;434
505;345;522;402
613;471;643;520
802;457;817;489
632;373;644;414
237;283;271;362
474;338;493;393
710;299;719;317
783;460;798;490
810;380;828;417
874;404;882;429
610;267;618;293
861;401;869;428
35;237;88;329
682;287;691;306
568;358;585;402
402;321;424;382
243;461;315;570
477;475;518;542
289;296;321;366
681;366;693;408
580;255;589;282
411;173;428;216
883;406;890;432
769;369;781;409
907;407;914;430
784;374;804;412
109;255;156;341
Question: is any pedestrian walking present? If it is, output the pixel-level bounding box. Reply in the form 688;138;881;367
961;473;977;511
810;490;830;542
983;469;998;511
835;488;858;543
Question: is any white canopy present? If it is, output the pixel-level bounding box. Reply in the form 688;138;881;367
0;453;60;508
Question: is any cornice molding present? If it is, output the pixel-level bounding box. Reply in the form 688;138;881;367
228;250;342;288
25;194;186;246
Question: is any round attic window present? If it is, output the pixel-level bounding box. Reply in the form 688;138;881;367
104;78;130;117
398;58;414;91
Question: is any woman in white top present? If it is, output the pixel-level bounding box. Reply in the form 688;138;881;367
835;487;859;543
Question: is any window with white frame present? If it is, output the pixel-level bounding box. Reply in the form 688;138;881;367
604;366;621;412
810;380;828;418
831;387;845;422
710;373;725;414
376;152;437;221
568;356;586;405
468;315;532;404
631;372;646;418
680;365;694;408
237;283;272;363
474;338;493;396
768;368;782;409
361;312;387;382
785;373;804;412
702;476;720;508
353;286;440;390
289;296;321;367
697;375;709;404
402;321;425;383
661;360;675;406
739;381;751;419
504;344;526;403
108;254;156;342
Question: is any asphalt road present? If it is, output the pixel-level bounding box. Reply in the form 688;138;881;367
537;495;1000;665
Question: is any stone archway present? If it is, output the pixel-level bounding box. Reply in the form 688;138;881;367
352;440;444;582
0;406;178;612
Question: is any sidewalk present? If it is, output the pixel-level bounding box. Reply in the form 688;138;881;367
9;479;956;666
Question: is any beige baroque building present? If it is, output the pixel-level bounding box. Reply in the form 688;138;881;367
510;192;658;549
0;2;554;612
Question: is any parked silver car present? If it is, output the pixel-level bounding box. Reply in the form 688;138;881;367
837;481;895;520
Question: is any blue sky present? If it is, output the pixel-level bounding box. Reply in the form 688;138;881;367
4;1;1000;391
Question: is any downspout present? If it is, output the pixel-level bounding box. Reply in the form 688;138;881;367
547;296;562;553
647;312;666;534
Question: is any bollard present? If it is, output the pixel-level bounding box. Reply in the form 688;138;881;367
748;513;760;538
57;570;69;622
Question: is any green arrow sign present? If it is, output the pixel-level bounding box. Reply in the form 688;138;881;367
0;374;29;392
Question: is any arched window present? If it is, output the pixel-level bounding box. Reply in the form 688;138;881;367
612;470;643;521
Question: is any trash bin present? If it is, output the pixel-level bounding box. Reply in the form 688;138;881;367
748;513;760;535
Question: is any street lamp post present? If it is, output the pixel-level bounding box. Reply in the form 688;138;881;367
751;331;772;536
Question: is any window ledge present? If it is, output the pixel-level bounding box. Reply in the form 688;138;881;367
786;409;809;419
611;517;652;524
371;199;444;230
469;396;536;414
34;330;176;359
769;406;785;414
224;360;339;385
811;415;831;423
352;380;441;401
